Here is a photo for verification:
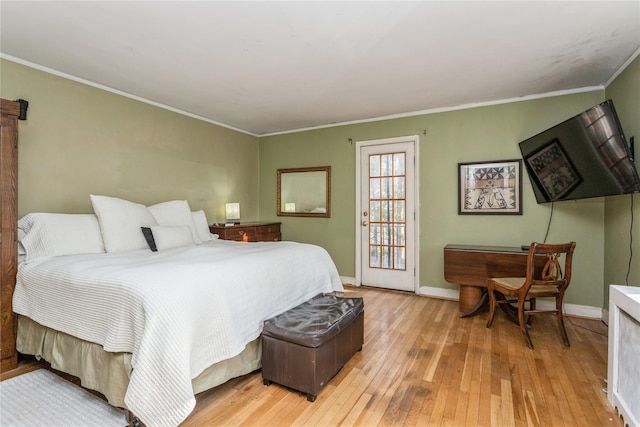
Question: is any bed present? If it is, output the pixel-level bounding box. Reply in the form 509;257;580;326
13;196;344;427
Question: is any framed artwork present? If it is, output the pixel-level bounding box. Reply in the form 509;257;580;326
458;159;522;215
524;139;582;201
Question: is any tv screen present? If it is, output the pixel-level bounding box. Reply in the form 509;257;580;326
519;99;640;203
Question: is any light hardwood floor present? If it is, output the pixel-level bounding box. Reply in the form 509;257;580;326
181;286;623;427
2;286;622;426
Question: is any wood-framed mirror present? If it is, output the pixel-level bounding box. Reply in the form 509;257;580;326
277;166;331;217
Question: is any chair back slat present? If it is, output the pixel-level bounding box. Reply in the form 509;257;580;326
524;242;576;294
542;253;562;280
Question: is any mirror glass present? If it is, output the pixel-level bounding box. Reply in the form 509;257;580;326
277;166;331;217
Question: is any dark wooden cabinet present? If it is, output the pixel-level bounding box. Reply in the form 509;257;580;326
210;222;281;242
1;99;22;373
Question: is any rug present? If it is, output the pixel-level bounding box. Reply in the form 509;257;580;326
0;369;127;427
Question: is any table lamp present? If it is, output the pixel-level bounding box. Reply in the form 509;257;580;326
225;202;240;224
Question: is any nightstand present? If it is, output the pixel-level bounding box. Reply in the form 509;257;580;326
209;222;281;242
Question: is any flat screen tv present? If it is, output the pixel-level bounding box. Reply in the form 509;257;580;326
519;99;640;203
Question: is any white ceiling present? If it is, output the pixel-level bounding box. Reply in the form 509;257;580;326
1;1;639;136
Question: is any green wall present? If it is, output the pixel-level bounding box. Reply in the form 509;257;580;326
604;55;640;309
1;59;260;222
260;92;611;308
4;53;637;311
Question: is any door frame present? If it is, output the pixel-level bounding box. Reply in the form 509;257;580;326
355;135;420;293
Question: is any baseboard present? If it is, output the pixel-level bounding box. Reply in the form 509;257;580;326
542;300;603;319
340;276;357;287
344;280;458;300
419;286;459;301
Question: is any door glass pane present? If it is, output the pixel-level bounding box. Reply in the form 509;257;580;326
394;247;406;270
382;177;392;198
382;223;392;245
394;153;405;175
381;201;391;221
370;201;381;221
394;224;405;246
367;150;407;271
381;154;392;176
370;155;380;177
394;200;405;221
370;246;380;268
370;178;380;198
393;177;405;198
370;224;380;244
381;246;391;268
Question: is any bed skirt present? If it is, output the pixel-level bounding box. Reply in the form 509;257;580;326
16;315;262;409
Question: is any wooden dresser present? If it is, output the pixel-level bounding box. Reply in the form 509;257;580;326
209;222;281;242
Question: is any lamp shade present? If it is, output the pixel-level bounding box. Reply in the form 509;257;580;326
225;203;240;220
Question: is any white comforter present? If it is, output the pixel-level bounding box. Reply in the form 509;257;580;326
13;239;343;427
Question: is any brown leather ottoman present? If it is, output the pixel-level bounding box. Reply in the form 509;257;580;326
261;293;364;402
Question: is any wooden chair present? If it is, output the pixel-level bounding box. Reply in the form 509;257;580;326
485;242;576;349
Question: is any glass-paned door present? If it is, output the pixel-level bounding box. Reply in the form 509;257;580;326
358;138;416;292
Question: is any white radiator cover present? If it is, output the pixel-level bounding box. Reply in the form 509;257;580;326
608;285;640;427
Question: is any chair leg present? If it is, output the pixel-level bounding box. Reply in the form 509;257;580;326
486;288;497;328
556;298;570;347
518;298;534;349
526;298;536;326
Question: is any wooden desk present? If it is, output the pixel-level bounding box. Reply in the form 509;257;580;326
444;244;545;318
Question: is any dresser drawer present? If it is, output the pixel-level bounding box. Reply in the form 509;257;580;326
254;231;281;242
255;224;281;241
210;223;281;242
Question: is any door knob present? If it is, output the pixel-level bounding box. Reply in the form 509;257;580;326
362;220;369;226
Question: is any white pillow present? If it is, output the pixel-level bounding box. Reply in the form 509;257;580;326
150;225;195;251
18;213;105;261
17;228;26;256
90;194;158;253
191;210;215;242
148;200;202;244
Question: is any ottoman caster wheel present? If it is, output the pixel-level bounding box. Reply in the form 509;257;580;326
307;394;316;402
263;379;271;386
